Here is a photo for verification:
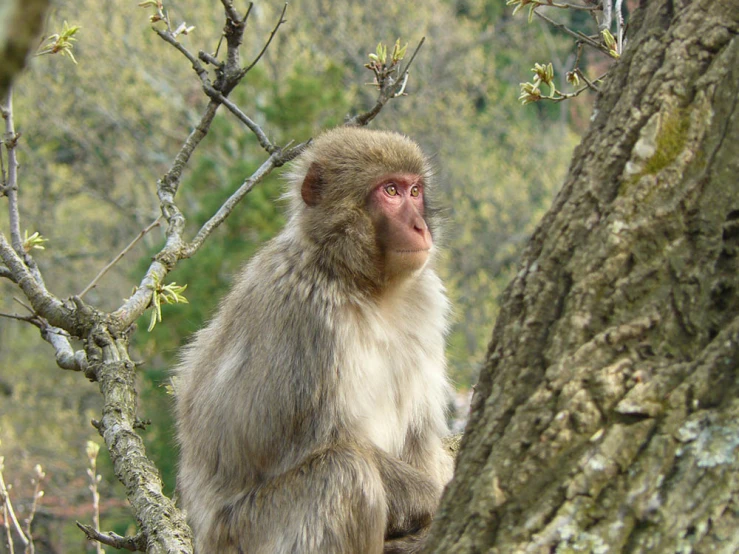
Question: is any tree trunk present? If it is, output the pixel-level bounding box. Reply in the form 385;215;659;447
428;0;739;551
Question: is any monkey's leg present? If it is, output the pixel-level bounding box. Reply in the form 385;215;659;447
203;444;387;554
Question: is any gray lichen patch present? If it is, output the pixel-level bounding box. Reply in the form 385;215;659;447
677;404;739;468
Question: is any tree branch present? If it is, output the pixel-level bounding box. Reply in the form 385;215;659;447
153;29;209;85
202;84;275;152
0;309;88;372
181;142;307;258
2;87;23;255
0;232;77;332
534;10;610;55
87;326;193;551
76;523;146;552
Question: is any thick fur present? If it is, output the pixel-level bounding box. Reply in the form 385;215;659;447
175;127;453;553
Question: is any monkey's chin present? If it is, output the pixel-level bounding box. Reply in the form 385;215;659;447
385;249;431;280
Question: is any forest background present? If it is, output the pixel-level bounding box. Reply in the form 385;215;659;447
0;0;601;550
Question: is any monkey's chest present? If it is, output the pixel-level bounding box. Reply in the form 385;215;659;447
336;319;445;456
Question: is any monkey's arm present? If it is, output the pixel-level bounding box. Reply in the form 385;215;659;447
372;447;442;540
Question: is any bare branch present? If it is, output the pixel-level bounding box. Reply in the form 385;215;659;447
202;84;275;152
0;466;30;551
90;327;193;551
397;36;426;81
111;97;220;329
547;1;600;10
181;143;307;259
240;3;288;77
0;232;75;330
198;50;223;68
42;324;88;372
2;88;23;255
2;88;50;290
158;100;220;228
0;306;87;372
154;29;209;85
577;70;607;93
79;216;162;299
0;311;33;322
155;7;281;154
600;0;612;31
77;523;146;552
534;10;609;55
241;2;254;24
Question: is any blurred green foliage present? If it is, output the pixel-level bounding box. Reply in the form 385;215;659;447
0;0;593;550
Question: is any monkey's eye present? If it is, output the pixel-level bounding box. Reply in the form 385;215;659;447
385;184;398;196
410;185;420;197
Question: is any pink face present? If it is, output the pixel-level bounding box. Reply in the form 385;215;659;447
369;173;432;279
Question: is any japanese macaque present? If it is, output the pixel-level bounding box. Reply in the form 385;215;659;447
175;127;453;554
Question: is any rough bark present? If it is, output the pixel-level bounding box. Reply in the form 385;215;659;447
428;0;739;551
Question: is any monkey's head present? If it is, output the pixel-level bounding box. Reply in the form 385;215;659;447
287;127;439;293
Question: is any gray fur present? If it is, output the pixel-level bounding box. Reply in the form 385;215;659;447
175;128;452;553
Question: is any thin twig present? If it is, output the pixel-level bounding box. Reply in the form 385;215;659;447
1;89;49;290
156;100;220;240
577;70;607;92
241;2;254;24
1;301;85;372
240;3;288;76
548;0;600;9
534;10;608;54
181;143;307;259
202;85;275;152
154;29;209;84
78;216;162;299
156;8;278;153
0;467;30;551
76;523;145;552
22;466;44;554
0;312;36;323
397;36;425;78
198;50;222;67
85;444;103;554
0;233;73;331
12;297;33;316
3;500;13;554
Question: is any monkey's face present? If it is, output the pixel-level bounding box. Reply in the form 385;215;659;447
368;172;432;280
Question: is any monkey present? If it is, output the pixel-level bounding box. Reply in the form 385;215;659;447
175;126;453;554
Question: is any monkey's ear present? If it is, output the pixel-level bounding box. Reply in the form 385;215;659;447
301;163;323;207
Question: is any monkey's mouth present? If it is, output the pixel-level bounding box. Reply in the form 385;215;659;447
393;248;431;254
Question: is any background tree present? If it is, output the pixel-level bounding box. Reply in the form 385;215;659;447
428;0;739;550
